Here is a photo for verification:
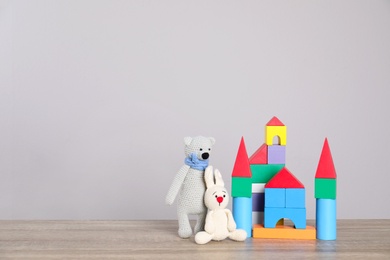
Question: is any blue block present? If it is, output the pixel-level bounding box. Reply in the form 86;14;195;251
233;197;252;237
264;207;306;229
267;145;286;164
265;188;286;208
252;192;265;211
316;199;337;240
286;188;305;208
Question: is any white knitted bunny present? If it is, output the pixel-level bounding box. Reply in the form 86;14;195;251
195;166;247;244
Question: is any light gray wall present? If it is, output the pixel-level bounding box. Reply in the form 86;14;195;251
1;0;389;220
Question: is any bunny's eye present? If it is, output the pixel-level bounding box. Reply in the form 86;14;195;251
215;195;218;198
223;195;226;198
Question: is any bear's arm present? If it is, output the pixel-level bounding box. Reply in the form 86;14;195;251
165;165;191;205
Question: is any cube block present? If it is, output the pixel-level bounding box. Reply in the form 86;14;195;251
265;188;286;208
232;177;252;198
315;178;336;199
286;188;305;208
267;145;286;164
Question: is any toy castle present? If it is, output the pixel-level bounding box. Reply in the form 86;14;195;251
231;116;337;240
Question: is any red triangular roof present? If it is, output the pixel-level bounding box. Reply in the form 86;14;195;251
265;167;304;188
266;116;284;126
315;138;336;179
231;137;252;178
249;143;267;164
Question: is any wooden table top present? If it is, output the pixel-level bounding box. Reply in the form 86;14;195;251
1;219;389;259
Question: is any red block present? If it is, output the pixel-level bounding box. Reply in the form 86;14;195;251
232;137;252;178
249;143;268;164
315;138;336;179
266;116;285;126
265;167;304;188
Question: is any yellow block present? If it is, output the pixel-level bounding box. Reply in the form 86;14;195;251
265;126;287;145
253;224;316;240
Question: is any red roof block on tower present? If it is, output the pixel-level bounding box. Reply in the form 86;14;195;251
265;167;305;188
232;137;252;178
249;143;268;164
315;138;337;179
266;116;285;126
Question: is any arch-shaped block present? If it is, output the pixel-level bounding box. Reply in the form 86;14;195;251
265;126;287;145
264;207;306;229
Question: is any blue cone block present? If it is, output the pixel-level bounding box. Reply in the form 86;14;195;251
233;197;252;237
316;198;337;240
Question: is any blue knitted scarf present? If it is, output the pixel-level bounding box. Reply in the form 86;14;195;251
184;153;209;171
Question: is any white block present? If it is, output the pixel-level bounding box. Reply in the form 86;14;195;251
252;183;266;193
252;211;264;225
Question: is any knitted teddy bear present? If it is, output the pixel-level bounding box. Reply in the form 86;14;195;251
195;166;247;244
165;136;216;238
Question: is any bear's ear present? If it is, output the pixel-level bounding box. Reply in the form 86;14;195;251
184;137;192;146
209;137;216;145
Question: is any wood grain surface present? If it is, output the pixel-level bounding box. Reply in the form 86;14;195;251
1;220;389;259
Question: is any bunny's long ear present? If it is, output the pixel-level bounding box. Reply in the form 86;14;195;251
214;169;225;187
204;166;215;189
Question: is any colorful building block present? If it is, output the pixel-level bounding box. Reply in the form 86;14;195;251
265;167;304;188
250;164;284;183
233;197;252;237
267;145;286;164
252;183;266;193
264;188;286;208
316;198;336;240
265;117;286;146
315;178;336;199
286;188;305;208
252;192;265;211
264;207;306;229
266;116;285;126
249;143;268;164
315;138;336;179
231;137;252;178
253;224;316;240
232;177;252;198
252;211;264;225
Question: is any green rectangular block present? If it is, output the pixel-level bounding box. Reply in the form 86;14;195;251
315;178;337;199
250;164;284;183
231;177;252;198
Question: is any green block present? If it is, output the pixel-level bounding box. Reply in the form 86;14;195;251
232;177;252;198
250;164;284;183
315;178;337;199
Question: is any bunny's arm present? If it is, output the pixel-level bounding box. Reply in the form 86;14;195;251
225;209;237;232
165;165;190;205
204;211;216;234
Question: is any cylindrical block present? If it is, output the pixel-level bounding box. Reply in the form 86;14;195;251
316;198;336;240
233;197;252;237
